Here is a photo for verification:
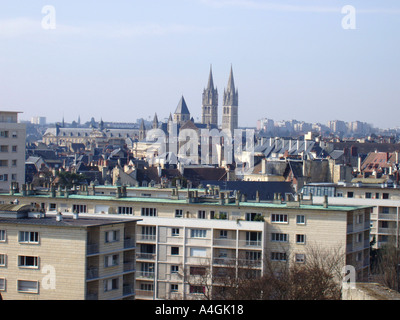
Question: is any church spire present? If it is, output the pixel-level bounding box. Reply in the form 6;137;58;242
152;113;159;129
227;64;235;93
206;65;215;90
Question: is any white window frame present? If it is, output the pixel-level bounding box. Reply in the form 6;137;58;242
0;278;5;291
18;255;39;269
103;277;119;292
295;253;306;263
271;214;288;223
105;230;120;243
191;229;207;238
296;215;306;225
271;233;288;242
19;231;39;244
0;230;6;242
0;253;6;267
296;234;306;244
104;254;119;268
17;280;39;294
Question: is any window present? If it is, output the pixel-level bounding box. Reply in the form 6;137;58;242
104;254;119;267
357;233;363;243
0;174;8;181
0;131;8;138
11;174;17;181
170;284;178;292
0;254;6;266
118;206;133;214
246;212;262;221
190;285;205;294
295;254;306;263
72;204;87;213
296;215;305;225
246;232;261;246
337;192;343;197
17;280;39;293
12;159;17;167
296;234;306;244
365;192;372;199
198;210;206;219
191;229;207;238
171;265;179;274
246;251;261;262
381;207;390;214
18;256;39;268
190;247;207;257
105;230;120;243
141;207;157;216
12;145;17;152
383;193;389;200
271;252;287;261
104;278;119;292
0;145;8;152
172;228;180;237
347;192;354;198
0;160;8;167
49;203;57;211
271;233;288;242
0;230;6;242
19;231;39;244
140;283;154;291
357;214;364;224
271;214;288;223
219;230;227;238
175;209;183;218
11;131;17;138
190;267;206;276
375;193;380;199
171;247;179;255
0;278;5;291
141;226;156;240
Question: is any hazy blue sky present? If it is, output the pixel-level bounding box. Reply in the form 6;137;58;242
0;0;399;129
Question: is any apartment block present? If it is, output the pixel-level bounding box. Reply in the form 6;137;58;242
0;203;139;300
304;182;400;248
0;111;26;192
0;184;371;300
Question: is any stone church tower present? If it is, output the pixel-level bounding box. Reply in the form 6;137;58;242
222;65;238;134
201;66;218;127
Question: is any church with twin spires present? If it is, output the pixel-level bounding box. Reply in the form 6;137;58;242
145;65;239;139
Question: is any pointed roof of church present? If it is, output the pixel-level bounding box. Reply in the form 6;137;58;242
206;65;215;90
226;64;236;92
175;95;190;115
153;113;159;126
139;119;146;131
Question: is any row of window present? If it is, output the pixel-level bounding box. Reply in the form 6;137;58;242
271;233;306;244
0;230;39;244
0;173;18;182
0;145;18;152
0;254;39;268
0;131;18;138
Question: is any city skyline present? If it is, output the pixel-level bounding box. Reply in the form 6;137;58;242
1;1;400;129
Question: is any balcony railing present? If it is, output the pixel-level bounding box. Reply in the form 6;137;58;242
135;289;154;298
138;234;156;242
124;238;136;249
123;261;136;272
86;267;99;280
136;252;156;260
87;244;99;255
123;284;135;296
136;271;155;279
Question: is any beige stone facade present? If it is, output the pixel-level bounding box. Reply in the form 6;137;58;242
0;204;139;300
0;185;371;300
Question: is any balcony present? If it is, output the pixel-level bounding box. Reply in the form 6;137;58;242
123;261;136;272
123;284;135;297
138;234;156;242
239;240;262;248
124;238;136;249
87;243;99;255
135;289;154;299
213;238;236;247
136;271;155;280
86;267;99;280
136;252;156;260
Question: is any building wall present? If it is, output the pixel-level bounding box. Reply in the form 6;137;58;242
0;112;26;192
0;224;87;300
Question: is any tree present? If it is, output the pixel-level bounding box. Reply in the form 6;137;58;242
56;171;88;189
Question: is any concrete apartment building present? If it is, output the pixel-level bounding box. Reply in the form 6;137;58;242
0;203;139;300
0;111;26;192
303;182;400;249
0;184;371;300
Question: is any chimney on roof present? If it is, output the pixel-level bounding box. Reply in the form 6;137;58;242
323;195;328;208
